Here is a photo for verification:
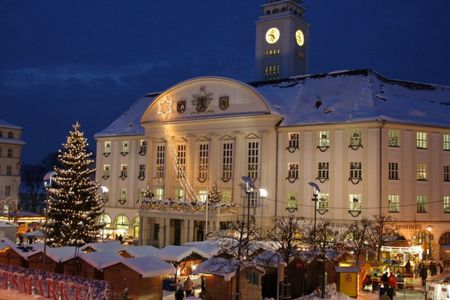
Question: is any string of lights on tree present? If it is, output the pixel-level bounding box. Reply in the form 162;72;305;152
44;122;104;247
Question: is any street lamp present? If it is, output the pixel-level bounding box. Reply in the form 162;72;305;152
308;182;327;299
42;171;56;269
241;176;256;235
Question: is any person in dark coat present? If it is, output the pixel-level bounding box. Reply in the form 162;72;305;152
420;264;428;286
175;287;184;300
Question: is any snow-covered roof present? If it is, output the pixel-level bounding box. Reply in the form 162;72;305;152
0;117;22;130
252;250;285;269
79;250;123;270
94;94;158;138
121;255;176;278
182;241;219;259
252;69;450;128
156;245;209;262
4;239;44;259
96;69;450;138
44;246;80;263
119;245;159;258
0;221;18;228
80;240;123;253
194;257;264;281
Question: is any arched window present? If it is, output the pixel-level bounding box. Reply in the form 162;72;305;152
439;232;450;245
115;215;129;230
99;214;111;227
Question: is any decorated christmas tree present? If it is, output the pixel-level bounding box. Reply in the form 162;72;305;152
44;122;104;247
208;184;220;204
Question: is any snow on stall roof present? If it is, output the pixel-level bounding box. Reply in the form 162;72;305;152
252;69;450;128
156;245;209;262
0;117;22;129
94;93;158;138
45;246;78;263
252;250;285;269
4;239;44;259
194;257;238;281
120;245;159;258
121;255;176;278
80;240;123;253
79;250;123;270
182;241;219;259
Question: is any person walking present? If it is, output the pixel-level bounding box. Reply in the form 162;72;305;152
420;264;428;286
387;272;397;299
183;276;193;297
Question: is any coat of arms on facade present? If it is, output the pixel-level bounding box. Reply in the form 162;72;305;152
192;86;213;114
177;100;186;114
219;96;229;111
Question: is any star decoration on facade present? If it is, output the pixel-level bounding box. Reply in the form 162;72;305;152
157;97;173;119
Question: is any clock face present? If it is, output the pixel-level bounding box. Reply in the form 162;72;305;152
265;27;280;44
295;29;305;46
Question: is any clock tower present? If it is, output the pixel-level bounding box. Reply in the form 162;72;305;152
255;0;309;81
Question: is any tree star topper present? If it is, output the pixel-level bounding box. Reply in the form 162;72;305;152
158;97;173;119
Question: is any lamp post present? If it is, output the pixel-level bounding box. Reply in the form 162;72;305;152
241;176;255;235
42;171;56;269
308;182;327;299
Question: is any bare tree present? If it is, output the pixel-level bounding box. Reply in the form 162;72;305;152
211;221;260;300
368;215;396;262
343;218;372;265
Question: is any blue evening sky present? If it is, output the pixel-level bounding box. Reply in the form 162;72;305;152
1;0;450;164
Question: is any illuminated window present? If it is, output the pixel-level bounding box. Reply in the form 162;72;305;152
138;188;146;203
138;164;145;180
221;142;233;182
349;162;362;180
288;132;299;150
388;129;400;147
119;188;127;205
388;195;400;213
175;188;185;201
416;132;427;149
287;192;298;210
156;144;165;180
154;188;164;200
104;141;111;156
221;190;232;203
115;215;129;230
287;163;299;182
443;134;450;151
318;131;330;148
247;140;260;180
350;130;362;148
445;166;450;182
99;214;111;227
444;196;450;213
6;166;12;176
102;164;110;179
7;149;12;158
139;139;147;155
121;141;129;155
389;162;399;180
120;164;128;179
176;144;186;180
198;190;208;203
317;193;329;212
349;194;362;212
317;162;329;181
264;65;280;80
417;195;427;213
416;163;427;181
198;143;209;182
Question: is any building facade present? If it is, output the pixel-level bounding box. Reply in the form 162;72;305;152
95;0;450;260
0;118;25;217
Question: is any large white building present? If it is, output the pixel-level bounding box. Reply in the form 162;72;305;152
0;118;24;216
95;0;450;260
